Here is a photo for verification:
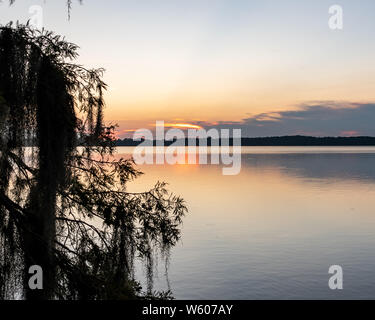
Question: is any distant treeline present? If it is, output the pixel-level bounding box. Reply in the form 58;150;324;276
115;136;375;146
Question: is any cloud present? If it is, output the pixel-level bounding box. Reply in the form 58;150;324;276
203;102;375;137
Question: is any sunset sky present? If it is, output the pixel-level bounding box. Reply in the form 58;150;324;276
1;0;375;137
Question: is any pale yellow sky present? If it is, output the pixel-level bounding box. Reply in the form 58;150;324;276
2;0;375;136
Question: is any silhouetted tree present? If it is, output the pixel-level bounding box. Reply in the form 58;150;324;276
0;24;187;300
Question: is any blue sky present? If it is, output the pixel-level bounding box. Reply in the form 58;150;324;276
1;0;375;136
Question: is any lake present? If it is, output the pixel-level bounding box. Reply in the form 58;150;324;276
117;146;375;299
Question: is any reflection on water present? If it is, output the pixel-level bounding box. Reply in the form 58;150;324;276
119;147;375;299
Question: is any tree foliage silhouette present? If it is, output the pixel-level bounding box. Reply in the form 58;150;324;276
0;24;187;300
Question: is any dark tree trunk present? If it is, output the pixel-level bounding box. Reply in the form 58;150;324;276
23;185;57;300
22;57;76;300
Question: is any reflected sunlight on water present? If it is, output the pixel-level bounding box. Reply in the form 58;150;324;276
116;146;375;299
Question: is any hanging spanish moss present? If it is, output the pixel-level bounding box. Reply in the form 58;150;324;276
5;0;82;19
0;24;187;300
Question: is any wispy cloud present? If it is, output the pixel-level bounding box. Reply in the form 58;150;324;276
202;102;375;137
113;102;375;138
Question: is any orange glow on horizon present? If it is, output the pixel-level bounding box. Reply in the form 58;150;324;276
114;124;204;139
163;123;203;130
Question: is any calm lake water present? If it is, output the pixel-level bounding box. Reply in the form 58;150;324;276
118;146;375;299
